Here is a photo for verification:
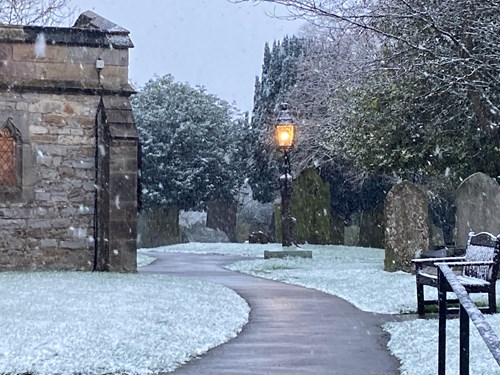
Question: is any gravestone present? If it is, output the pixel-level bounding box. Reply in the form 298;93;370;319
137;207;181;248
236;201;274;243
330;213;345;245
455;172;500;248
344;225;360;246
206;201;237;242
277;168;332;244
182;224;230;243
429;223;445;249
359;203;385;248
384;181;429;272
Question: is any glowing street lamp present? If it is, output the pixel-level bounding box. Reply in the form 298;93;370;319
274;103;296;247
274;103;295;151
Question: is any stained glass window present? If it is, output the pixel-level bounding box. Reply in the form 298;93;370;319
0;127;16;186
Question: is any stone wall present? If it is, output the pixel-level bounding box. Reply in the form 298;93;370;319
0;11;137;271
0;92;99;270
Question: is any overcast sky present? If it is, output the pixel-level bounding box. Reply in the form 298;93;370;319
70;0;303;113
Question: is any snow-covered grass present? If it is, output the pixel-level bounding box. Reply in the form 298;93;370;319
0;271;249;375
137;252;157;267
385;317;500;375
4;243;497;374
149;242;500;374
139;241;281;257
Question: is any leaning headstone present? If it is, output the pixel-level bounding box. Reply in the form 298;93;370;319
137;207;181;248
290;168;332;244
359;203;385;248
207;201;237;242
455;172;500;248
384;181;429;272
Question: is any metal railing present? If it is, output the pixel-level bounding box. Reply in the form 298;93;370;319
437;263;500;375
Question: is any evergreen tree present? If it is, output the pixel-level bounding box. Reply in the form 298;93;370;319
132;74;250;211
249;35;306;202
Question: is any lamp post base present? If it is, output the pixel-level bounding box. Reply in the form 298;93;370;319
264;250;313;259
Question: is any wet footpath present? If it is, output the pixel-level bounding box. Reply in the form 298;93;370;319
141;252;401;375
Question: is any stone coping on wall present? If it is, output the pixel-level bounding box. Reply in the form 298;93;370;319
0;80;135;96
0;11;133;49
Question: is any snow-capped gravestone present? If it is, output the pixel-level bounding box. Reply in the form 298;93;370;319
0;11;138;271
384;181;429;272
454;173;500;248
359;203;385;248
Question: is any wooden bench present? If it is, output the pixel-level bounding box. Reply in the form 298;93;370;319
412;232;500;317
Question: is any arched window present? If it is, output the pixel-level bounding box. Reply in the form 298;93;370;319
0;126;16;186
0;118;22;197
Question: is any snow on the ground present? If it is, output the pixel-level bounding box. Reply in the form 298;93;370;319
147;242;500;374
0;271;249;375
385;316;500;375
139;241;281;257
137;252;157;267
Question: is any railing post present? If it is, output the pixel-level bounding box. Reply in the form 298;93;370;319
438;267;447;375
437;263;500;374
459;304;470;375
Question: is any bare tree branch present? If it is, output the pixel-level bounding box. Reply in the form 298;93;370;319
0;0;74;26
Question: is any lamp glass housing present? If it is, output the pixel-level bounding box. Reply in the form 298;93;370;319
275;123;295;150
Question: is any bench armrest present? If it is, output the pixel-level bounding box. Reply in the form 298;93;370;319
412;256;466;264
412;257;466;270
436;260;495;268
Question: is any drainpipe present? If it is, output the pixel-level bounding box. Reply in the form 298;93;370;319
93;97;105;271
93;58;105;271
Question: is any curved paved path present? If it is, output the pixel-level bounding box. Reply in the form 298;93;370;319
141;252;401;375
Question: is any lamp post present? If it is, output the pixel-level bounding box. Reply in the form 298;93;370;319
274;103;296;247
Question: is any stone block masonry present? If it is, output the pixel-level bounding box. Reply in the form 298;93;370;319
0;11;138;271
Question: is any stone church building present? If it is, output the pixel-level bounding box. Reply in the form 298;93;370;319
0;11;138;272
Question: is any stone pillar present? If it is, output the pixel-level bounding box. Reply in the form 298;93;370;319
384;181;429;272
98;96;138;272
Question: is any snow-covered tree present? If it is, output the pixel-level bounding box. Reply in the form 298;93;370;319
237;0;500;184
249;35;306;202
0;0;73;25
132;74;250;211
